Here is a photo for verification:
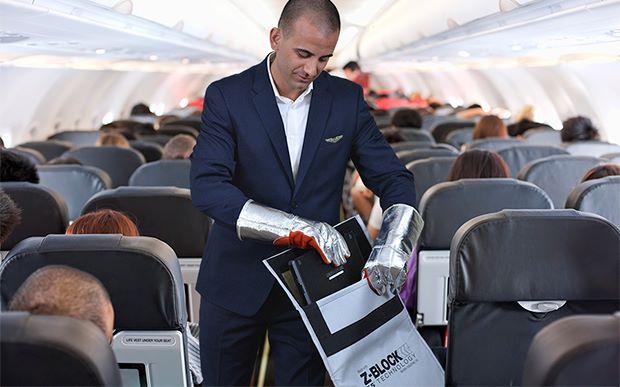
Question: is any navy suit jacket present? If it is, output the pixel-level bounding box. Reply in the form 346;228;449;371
190;56;416;316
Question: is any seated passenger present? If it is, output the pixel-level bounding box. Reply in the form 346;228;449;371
130;103;152;117
8;265;114;342
0;149;39;183
95;133;130;148
162;134;197;160
46;156;83;166
448;149;510;181
0;189;21;245
581;163;620;182
507;105;551;137
457;103;485;119
65;208;202;384
391;108;422;129
561;116;600;143
472;115;509;141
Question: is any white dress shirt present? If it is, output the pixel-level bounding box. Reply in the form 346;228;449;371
267;55;313;181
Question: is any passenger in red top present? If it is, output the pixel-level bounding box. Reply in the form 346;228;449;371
343;61;370;94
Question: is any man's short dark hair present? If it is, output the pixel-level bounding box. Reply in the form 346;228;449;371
0;149;39;183
278;0;340;35
130;103;152;116
0;189;21;244
343;61;361;72
391;108;423;129
9;265;113;340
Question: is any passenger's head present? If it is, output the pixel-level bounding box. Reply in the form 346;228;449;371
380;128;405;144
391;108;422;129
0;136;4;148
96;133;130;148
162;134;196;160
66;209;139;236
270;0;340;97
448;149;510;181
9;265;114;342
342;61;361;80
561;116;600;142
0;189;21;245
0;149;39;183
46;156;82;166
581;164;620;182
130;103;151;116
516;105;534;122
472;115;508;140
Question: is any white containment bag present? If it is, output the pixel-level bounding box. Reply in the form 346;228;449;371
263;217;444;387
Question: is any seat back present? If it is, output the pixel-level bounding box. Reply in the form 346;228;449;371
159;125;198;138
464;137;523;152
445;128;473;149
82;186;210;258
136;134;173;147
447;210;620;386
129;140;164;162
601;152;620;163
37;165;112;220
0;235;190;386
17;140;74;161
523;313;620;386
498;145;569;177
564;141;620;157
164;119;201;132
406;156;456;207
390;141;439;153
517;155;601;208
523;128;562;146
431;121;475;143
396;146;458;165
399;128;435;143
0;312;121;386
0;182;68;250
566;176;620;228
129;160;191;189
63;146;145;188
7;147;46;165
48;130;100;147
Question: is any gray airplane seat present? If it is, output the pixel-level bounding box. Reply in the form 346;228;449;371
129;159;191;189
158;125;199;138
17;140;74;161
564;141;620;158
464;137;523;152
0;235;191;386
522;313;620;386
517;155;601;208
416;179;552;326
390;140;439;153
446;210;620;386
430;121;475;143
498;145;569;177
523;127;562;145
129;140;164;163
48;130;101;147
566;176;620;228
7;147;46;165
82;186;211;321
445;128;473;149
0;182;68;251
63;146;145;188
601;152;620;163
37;165;112;220
163;119;201;132
399;128;435;143
406;156;457;207
396;145;458;166
136;134;174;147
0;312;121;387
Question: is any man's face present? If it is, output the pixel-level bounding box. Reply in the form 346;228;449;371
270;15;339;97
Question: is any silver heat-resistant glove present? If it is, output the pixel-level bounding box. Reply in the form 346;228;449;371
236;200;350;266
363;204;424;296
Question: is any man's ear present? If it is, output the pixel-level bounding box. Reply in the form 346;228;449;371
270;27;282;51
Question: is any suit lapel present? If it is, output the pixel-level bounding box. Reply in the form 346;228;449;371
293;73;333;197
252;58;295;189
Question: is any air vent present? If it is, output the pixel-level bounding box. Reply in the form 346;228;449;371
0;32;29;44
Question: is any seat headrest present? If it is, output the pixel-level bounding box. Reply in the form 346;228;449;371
0;182;68;250
48;130;101;147
83;186;210;257
1;235;187;330
406;156;457;207
129;159;191;189
465;137;523;152
0;312;121;386
8;147;46;165
129;140;164;163
564;141;620;158
396;147;457;165
18;140;74;161
498;145;569;177
63;146;145;188
449;209;620;303
566;176;620;228
419;179;552;249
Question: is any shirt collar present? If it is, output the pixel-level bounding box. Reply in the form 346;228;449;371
267;53;313;104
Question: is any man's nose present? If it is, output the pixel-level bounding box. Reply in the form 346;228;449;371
303;60;319;78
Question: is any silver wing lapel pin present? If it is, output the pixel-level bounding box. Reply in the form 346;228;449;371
325;135;343;144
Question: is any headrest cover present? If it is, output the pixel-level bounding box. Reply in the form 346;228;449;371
129;159;191;189
0;235;187;330
465;137;523;152
64;146;145;187
407;156;456;207
396;147;457;165
419;179;552;248
449;210;620;302
0;312;121;386
566;176;620;228
498;145;569;177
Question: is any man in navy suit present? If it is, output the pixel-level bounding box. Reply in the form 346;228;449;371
190;0;421;385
